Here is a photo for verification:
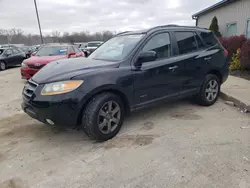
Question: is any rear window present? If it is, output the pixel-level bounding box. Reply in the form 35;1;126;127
200;32;218;47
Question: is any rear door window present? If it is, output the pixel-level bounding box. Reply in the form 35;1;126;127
175;32;198;54
12;49;20;54
200;32;218;47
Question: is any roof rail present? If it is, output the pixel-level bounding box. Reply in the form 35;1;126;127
147;24;180;32
116;31;131;36
147;24;209;32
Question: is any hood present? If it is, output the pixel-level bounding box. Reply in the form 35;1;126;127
24;55;66;65
32;58;118;84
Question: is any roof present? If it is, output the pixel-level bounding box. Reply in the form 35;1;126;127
192;0;238;19
117;25;209;36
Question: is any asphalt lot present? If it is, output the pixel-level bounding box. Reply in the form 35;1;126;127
0;67;250;188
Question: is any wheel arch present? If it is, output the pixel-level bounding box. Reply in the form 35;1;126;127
207;69;222;84
76;86;131;125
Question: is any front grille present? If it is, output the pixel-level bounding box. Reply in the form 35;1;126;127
23;80;38;100
28;64;45;69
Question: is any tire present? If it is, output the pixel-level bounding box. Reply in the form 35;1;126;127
196;74;220;106
0;61;6;71
82;92;125;141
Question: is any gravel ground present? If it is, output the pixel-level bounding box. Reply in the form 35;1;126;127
0;68;250;188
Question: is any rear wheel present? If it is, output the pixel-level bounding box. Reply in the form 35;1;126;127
82;92;125;141
196;74;220;106
0;61;6;71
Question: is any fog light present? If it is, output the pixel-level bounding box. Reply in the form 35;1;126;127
46;119;54;125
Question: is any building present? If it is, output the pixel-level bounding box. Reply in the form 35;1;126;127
192;0;250;38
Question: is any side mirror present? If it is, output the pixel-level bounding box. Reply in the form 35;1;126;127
68;52;76;58
31;52;36;56
135;51;157;67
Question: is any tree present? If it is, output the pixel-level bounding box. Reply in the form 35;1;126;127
51;31;61;43
0;28;115;45
209;16;222;37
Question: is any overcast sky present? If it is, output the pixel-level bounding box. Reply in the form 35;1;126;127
0;0;221;34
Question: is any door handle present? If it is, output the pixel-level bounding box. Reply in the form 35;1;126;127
204;57;212;61
168;65;178;70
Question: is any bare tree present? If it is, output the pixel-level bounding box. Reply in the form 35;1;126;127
51;31;61;43
0;28;115;45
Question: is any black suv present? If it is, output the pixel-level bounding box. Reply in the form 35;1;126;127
22;25;229;141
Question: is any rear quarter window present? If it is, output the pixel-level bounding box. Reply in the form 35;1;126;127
200;32;218;47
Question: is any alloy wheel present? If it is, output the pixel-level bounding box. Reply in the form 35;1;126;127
0;62;6;70
97;100;121;134
205;80;219;102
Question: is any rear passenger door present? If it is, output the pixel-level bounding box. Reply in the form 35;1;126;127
172;31;207;93
12;48;23;64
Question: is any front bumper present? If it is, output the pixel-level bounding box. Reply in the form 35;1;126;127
21;81;85;127
21;67;39;79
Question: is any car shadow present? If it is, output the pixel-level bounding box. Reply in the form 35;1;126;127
0;98;203;156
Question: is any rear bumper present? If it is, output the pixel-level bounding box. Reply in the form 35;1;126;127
221;61;229;84
21;68;39;79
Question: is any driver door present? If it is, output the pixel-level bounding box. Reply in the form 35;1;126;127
132;32;185;108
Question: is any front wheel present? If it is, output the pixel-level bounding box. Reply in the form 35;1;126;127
196;74;220;106
82;92;125;141
0;61;6;71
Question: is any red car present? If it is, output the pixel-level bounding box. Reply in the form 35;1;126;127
21;44;84;79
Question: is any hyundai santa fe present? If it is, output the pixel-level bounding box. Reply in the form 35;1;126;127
22;25;229;141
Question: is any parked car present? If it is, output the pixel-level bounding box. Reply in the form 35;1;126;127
20;46;33;58
74;43;85;48
0;47;26;71
80;41;103;57
21;25;229;141
21;44;84;79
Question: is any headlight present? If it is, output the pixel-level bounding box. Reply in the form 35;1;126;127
41;80;83;96
21;62;27;68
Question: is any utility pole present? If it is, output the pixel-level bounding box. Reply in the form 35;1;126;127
34;0;44;44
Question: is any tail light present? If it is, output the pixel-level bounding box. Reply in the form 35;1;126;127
224;49;228;57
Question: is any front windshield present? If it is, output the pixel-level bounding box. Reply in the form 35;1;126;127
36;46;68;56
88;34;144;61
